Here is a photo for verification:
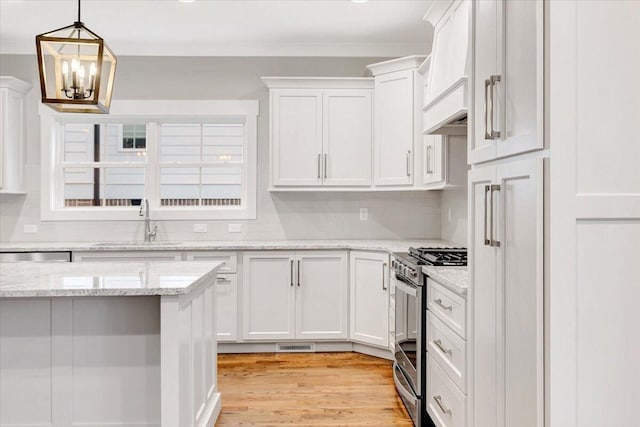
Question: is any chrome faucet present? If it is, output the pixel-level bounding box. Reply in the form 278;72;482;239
138;199;157;243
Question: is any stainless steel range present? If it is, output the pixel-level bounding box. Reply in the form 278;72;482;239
391;247;467;427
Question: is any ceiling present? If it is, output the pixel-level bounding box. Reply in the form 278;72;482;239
0;0;434;57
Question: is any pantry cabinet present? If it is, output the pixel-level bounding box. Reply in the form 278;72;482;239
367;57;425;187
242;251;349;341
468;157;543;427
349;251;390;348
470;0;544;164
264;78;373;188
0;76;31;194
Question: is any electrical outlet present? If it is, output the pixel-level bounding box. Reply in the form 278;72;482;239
23;224;38;233
359;208;369;221
193;224;208;233
228;223;242;233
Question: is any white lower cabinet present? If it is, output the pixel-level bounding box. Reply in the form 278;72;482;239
242;251;348;341
469;157;543;427
349;251;390;348
427;354;467;427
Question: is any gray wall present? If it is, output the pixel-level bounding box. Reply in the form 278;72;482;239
0;55;442;243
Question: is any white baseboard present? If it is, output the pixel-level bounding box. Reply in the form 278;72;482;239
218;341;393;360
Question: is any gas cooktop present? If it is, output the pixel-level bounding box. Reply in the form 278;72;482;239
395;247;468;267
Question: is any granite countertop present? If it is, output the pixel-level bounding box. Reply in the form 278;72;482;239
0;239;454;254
0;261;223;298
422;266;468;296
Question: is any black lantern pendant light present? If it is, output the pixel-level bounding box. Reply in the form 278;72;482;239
35;0;117;113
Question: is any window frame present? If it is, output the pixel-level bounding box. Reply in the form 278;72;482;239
40;100;259;221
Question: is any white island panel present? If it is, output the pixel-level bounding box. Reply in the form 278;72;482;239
0;261;222;427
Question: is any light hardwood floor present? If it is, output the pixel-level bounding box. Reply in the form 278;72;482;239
217;352;413;426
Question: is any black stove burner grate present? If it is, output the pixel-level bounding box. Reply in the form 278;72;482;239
408;247;468;266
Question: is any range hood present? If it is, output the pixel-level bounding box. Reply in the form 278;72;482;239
421;0;471;135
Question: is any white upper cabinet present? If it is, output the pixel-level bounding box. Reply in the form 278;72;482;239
271;89;323;186
323;90;373;187
0;76;31;194
368;56;425;188
470;0;544;164
422;0;471;135
264;78;373;189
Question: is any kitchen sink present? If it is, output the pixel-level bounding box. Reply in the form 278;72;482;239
92;242;183;247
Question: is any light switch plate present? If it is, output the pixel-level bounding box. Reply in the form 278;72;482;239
193;224;208;233
228;223;242;233
359;208;369;221
23;224;37;233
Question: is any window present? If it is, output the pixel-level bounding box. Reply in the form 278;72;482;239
41;100;258;221
121;124;146;150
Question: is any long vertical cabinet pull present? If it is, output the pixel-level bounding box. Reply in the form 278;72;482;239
427;146;433;174
490;184;501;247
488;75;501;139
317;154;321;180
484;185;491;245
484;78;491;139
324;154;328;179
406;151;412;176
290;260;294;286
382;263;388;290
297;260;301;287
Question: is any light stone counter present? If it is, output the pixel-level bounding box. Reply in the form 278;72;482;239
422;266;468;296
0;261;222;298
0;239;453;254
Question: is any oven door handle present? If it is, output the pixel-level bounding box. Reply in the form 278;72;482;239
394;279;417;297
393;363;418;406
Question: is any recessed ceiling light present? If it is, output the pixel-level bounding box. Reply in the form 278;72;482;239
178;0;196;3
352;0;369;3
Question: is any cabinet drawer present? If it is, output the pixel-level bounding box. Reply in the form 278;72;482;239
427;311;467;393
183;251;237;273
426;354;466;427
427;278;466;339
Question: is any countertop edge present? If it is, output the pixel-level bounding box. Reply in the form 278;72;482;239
422;266;468;297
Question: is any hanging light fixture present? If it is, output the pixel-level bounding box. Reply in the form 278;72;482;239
35;0;117;113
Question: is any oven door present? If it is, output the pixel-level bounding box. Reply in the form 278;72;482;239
394;272;424;396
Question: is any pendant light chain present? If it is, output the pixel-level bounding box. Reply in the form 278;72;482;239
77;0;81;24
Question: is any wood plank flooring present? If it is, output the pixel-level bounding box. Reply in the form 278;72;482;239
216;352;413;426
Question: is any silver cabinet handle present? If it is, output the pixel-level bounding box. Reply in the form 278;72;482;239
406;151;411;177
434;298;453;311
382;263;388;291
217;276;232;284
490;184;501;247
324;154;328;179
297;260;301;287
434;395;452;415
484;185;490;246
484;78;491;139
427;145;433;174
290;260;294;287
317;154;321;180
434;339;453;356
488;75;501;139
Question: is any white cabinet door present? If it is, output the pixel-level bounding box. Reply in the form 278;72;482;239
422;134;444;185
470;0;543;164
373;70;414;186
469;158;543;427
242;252;296;340
495;158;543;427
349;251;390;348
215;273;238;342
271;90;323;186
295;251;348;340
0;77;30;194
323;90;372;187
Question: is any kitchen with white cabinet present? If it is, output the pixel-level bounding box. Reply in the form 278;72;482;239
0;1;638;427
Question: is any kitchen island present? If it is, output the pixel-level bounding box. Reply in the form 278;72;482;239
0;261;223;427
